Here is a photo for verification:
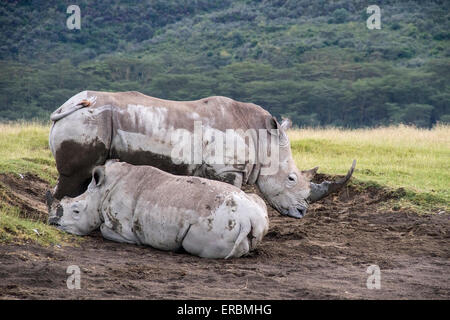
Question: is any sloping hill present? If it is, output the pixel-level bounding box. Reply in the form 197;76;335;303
0;0;449;126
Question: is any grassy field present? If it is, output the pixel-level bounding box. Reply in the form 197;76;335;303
0;122;57;184
0;123;448;245
289;125;449;212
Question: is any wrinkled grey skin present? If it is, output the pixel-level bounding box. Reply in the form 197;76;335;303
49;91;355;218
47;161;269;259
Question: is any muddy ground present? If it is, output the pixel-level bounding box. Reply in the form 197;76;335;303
0;173;448;299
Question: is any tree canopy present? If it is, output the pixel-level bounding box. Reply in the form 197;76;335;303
0;0;449;127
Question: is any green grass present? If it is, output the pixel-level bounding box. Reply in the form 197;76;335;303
0;122;57;185
289;125;450;213
0;203;74;246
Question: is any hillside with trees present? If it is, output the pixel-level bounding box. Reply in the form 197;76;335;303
0;0;449;127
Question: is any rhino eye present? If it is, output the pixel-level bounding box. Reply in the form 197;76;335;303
72;209;80;220
287;173;297;183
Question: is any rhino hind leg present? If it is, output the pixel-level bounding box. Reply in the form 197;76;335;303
225;221;251;259
53;138;110;199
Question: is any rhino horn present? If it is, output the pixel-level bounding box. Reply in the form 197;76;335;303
45;190;54;211
308;160;356;203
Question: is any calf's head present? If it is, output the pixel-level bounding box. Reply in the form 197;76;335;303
47;167;106;235
257;117;356;218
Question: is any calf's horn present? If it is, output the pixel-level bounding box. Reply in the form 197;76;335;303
308;160;356;203
45;190;54;211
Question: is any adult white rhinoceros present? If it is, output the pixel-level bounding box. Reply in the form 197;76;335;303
49;90;355;218
48;161;269;259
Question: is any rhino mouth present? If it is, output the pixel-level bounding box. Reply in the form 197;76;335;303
48;202;64;227
285;205;307;219
48;216;61;226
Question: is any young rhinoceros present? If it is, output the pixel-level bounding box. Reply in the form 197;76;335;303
47;161;269;259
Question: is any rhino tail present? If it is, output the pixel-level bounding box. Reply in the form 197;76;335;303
50;96;97;122
225;219;252;259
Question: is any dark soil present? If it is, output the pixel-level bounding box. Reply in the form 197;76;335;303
0;173;449;299
0;173;49;221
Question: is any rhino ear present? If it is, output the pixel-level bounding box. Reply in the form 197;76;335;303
266;116;289;146
92;166;105;187
302;166;319;180
266;117;289;146
265;116;279;134
280;117;292;131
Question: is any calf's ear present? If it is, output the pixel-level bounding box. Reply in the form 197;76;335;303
92;166;105;187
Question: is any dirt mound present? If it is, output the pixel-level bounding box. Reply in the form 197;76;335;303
0;173;449;299
0;173;50;222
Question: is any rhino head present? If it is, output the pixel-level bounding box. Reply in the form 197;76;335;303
46;167;106;235
256;117;356;218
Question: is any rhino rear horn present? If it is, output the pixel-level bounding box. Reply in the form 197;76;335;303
308;160;356;203
45;190;54;210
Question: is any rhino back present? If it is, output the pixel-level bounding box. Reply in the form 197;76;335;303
108;162;238;215
83;90;271;131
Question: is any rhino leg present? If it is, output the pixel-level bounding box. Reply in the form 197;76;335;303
53;174;92;199
52;139;110;199
218;172;243;188
100;224;137;244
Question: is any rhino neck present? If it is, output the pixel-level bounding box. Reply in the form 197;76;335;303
244;128;262;186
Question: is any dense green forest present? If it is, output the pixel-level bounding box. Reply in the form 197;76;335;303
0;0;449;127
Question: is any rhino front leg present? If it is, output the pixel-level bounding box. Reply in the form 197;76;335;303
100;224;137;244
218;171;243;188
196;164;244;188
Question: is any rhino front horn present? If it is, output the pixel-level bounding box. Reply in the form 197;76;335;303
308;160;356;203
